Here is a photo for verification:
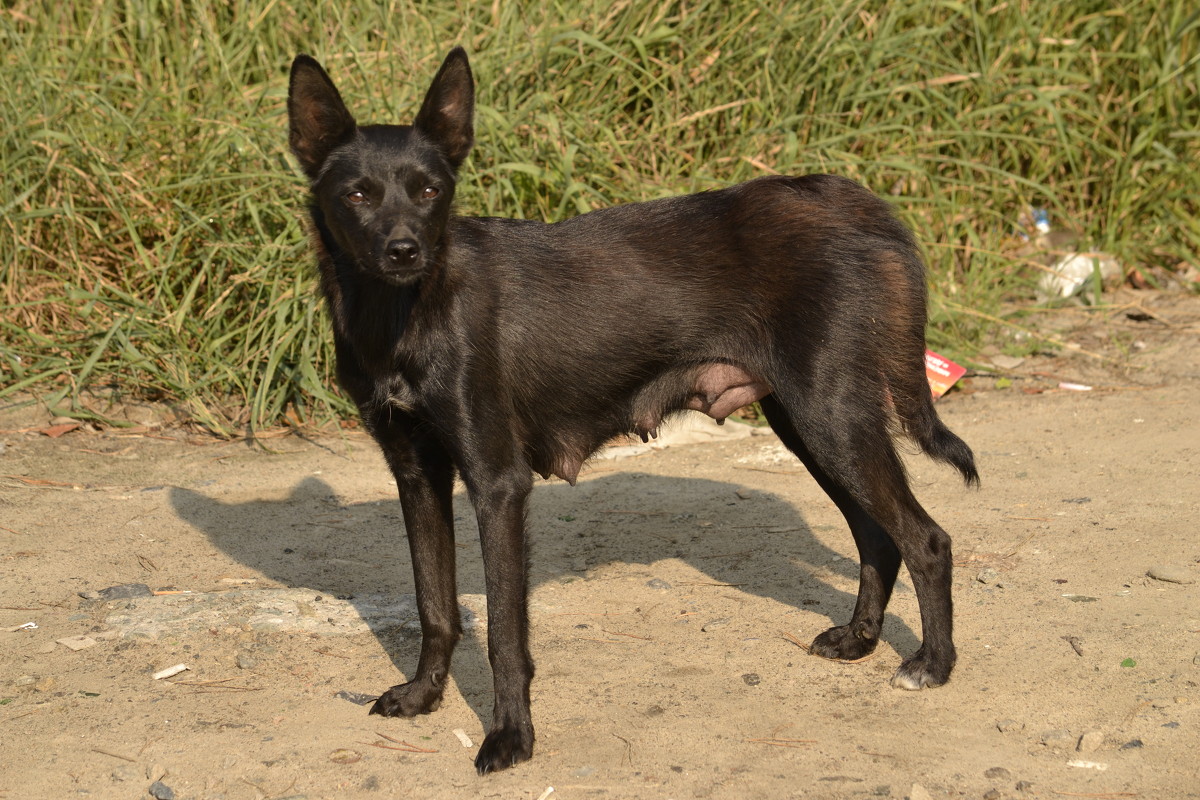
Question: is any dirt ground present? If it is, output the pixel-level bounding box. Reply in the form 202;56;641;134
2;291;1198;800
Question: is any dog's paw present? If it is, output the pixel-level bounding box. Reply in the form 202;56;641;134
474;725;534;775
809;624;878;662
368;681;443;717
890;646;955;690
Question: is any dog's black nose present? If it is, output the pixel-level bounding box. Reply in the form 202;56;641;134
386;238;420;267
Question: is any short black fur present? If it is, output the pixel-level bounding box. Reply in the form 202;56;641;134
287;47;979;775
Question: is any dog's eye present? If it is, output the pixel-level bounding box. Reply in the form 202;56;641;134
421;186;440;200
345;191;367;206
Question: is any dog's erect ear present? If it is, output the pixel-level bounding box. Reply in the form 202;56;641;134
413;47;475;170
288;55;357;180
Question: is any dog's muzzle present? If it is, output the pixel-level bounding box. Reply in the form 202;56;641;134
386;238;421;267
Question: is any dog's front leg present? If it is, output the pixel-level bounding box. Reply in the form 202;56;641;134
368;424;462;719
467;468;536;774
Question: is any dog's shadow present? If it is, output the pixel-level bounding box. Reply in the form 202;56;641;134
168;468;920;724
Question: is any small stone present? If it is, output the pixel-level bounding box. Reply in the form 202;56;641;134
334;691;377;706
97;583;154;600
236;652;258;670
1077;730;1104;753
1015;781;1035;793
983;790;1001;800
329;748;362;764
976;567;1001;585
109;766;138;782
996;719;1023;733
742;673;761;686
645;578;672;590
1146;565;1195;585
1041;729;1074;751
148;781;176;800
907;783;933;800
57;635;98;651
1119;738;1144;751
983;766;1012;780
990;354;1025;370
701;617;730;632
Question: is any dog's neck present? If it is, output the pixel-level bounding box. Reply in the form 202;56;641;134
311;217;421;369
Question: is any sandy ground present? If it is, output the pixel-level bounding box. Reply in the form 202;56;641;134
1;291;1198;800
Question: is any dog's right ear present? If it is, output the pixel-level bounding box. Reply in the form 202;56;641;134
413;47;475;170
288;55;357;180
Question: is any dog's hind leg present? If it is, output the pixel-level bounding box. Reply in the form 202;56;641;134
760;390;957;689
760;395;901;660
368;422;463;718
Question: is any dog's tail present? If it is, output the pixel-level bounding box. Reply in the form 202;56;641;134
891;368;979;487
908;399;979;487
870;222;979;488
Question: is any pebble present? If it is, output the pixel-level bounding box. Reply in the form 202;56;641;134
701;617;731;632
983;766;1011;780
976;567;1001;585
236;652;258;670
109;766;138;782
645;578;672;590
329;749;362;764
335;691;377;706
983;790;1001;800
742;673;761;686
1077;729;1104;753
148;781;176;800
996;719;1023;733
1119;738;1144;751
97;583;155;600
1146;565;1195;585
990;354;1025;370
57;635;98;651
907;783;933;800
1040;729;1075;751
1016;781;1035;793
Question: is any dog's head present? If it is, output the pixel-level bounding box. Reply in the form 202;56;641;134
287;49;474;286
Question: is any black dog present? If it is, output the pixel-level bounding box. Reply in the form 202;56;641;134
287;47;978;775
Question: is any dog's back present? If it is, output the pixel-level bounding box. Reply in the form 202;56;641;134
439;174;972;484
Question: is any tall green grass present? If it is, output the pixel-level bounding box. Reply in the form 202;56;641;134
3;1;1197;433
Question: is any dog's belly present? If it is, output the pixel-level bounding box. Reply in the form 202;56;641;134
531;361;769;486
632;361;770;436
683;362;771;422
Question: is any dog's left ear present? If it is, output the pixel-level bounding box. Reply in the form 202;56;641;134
414;47;475;170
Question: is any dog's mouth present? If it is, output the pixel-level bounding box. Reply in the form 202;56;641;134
371;262;426;286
